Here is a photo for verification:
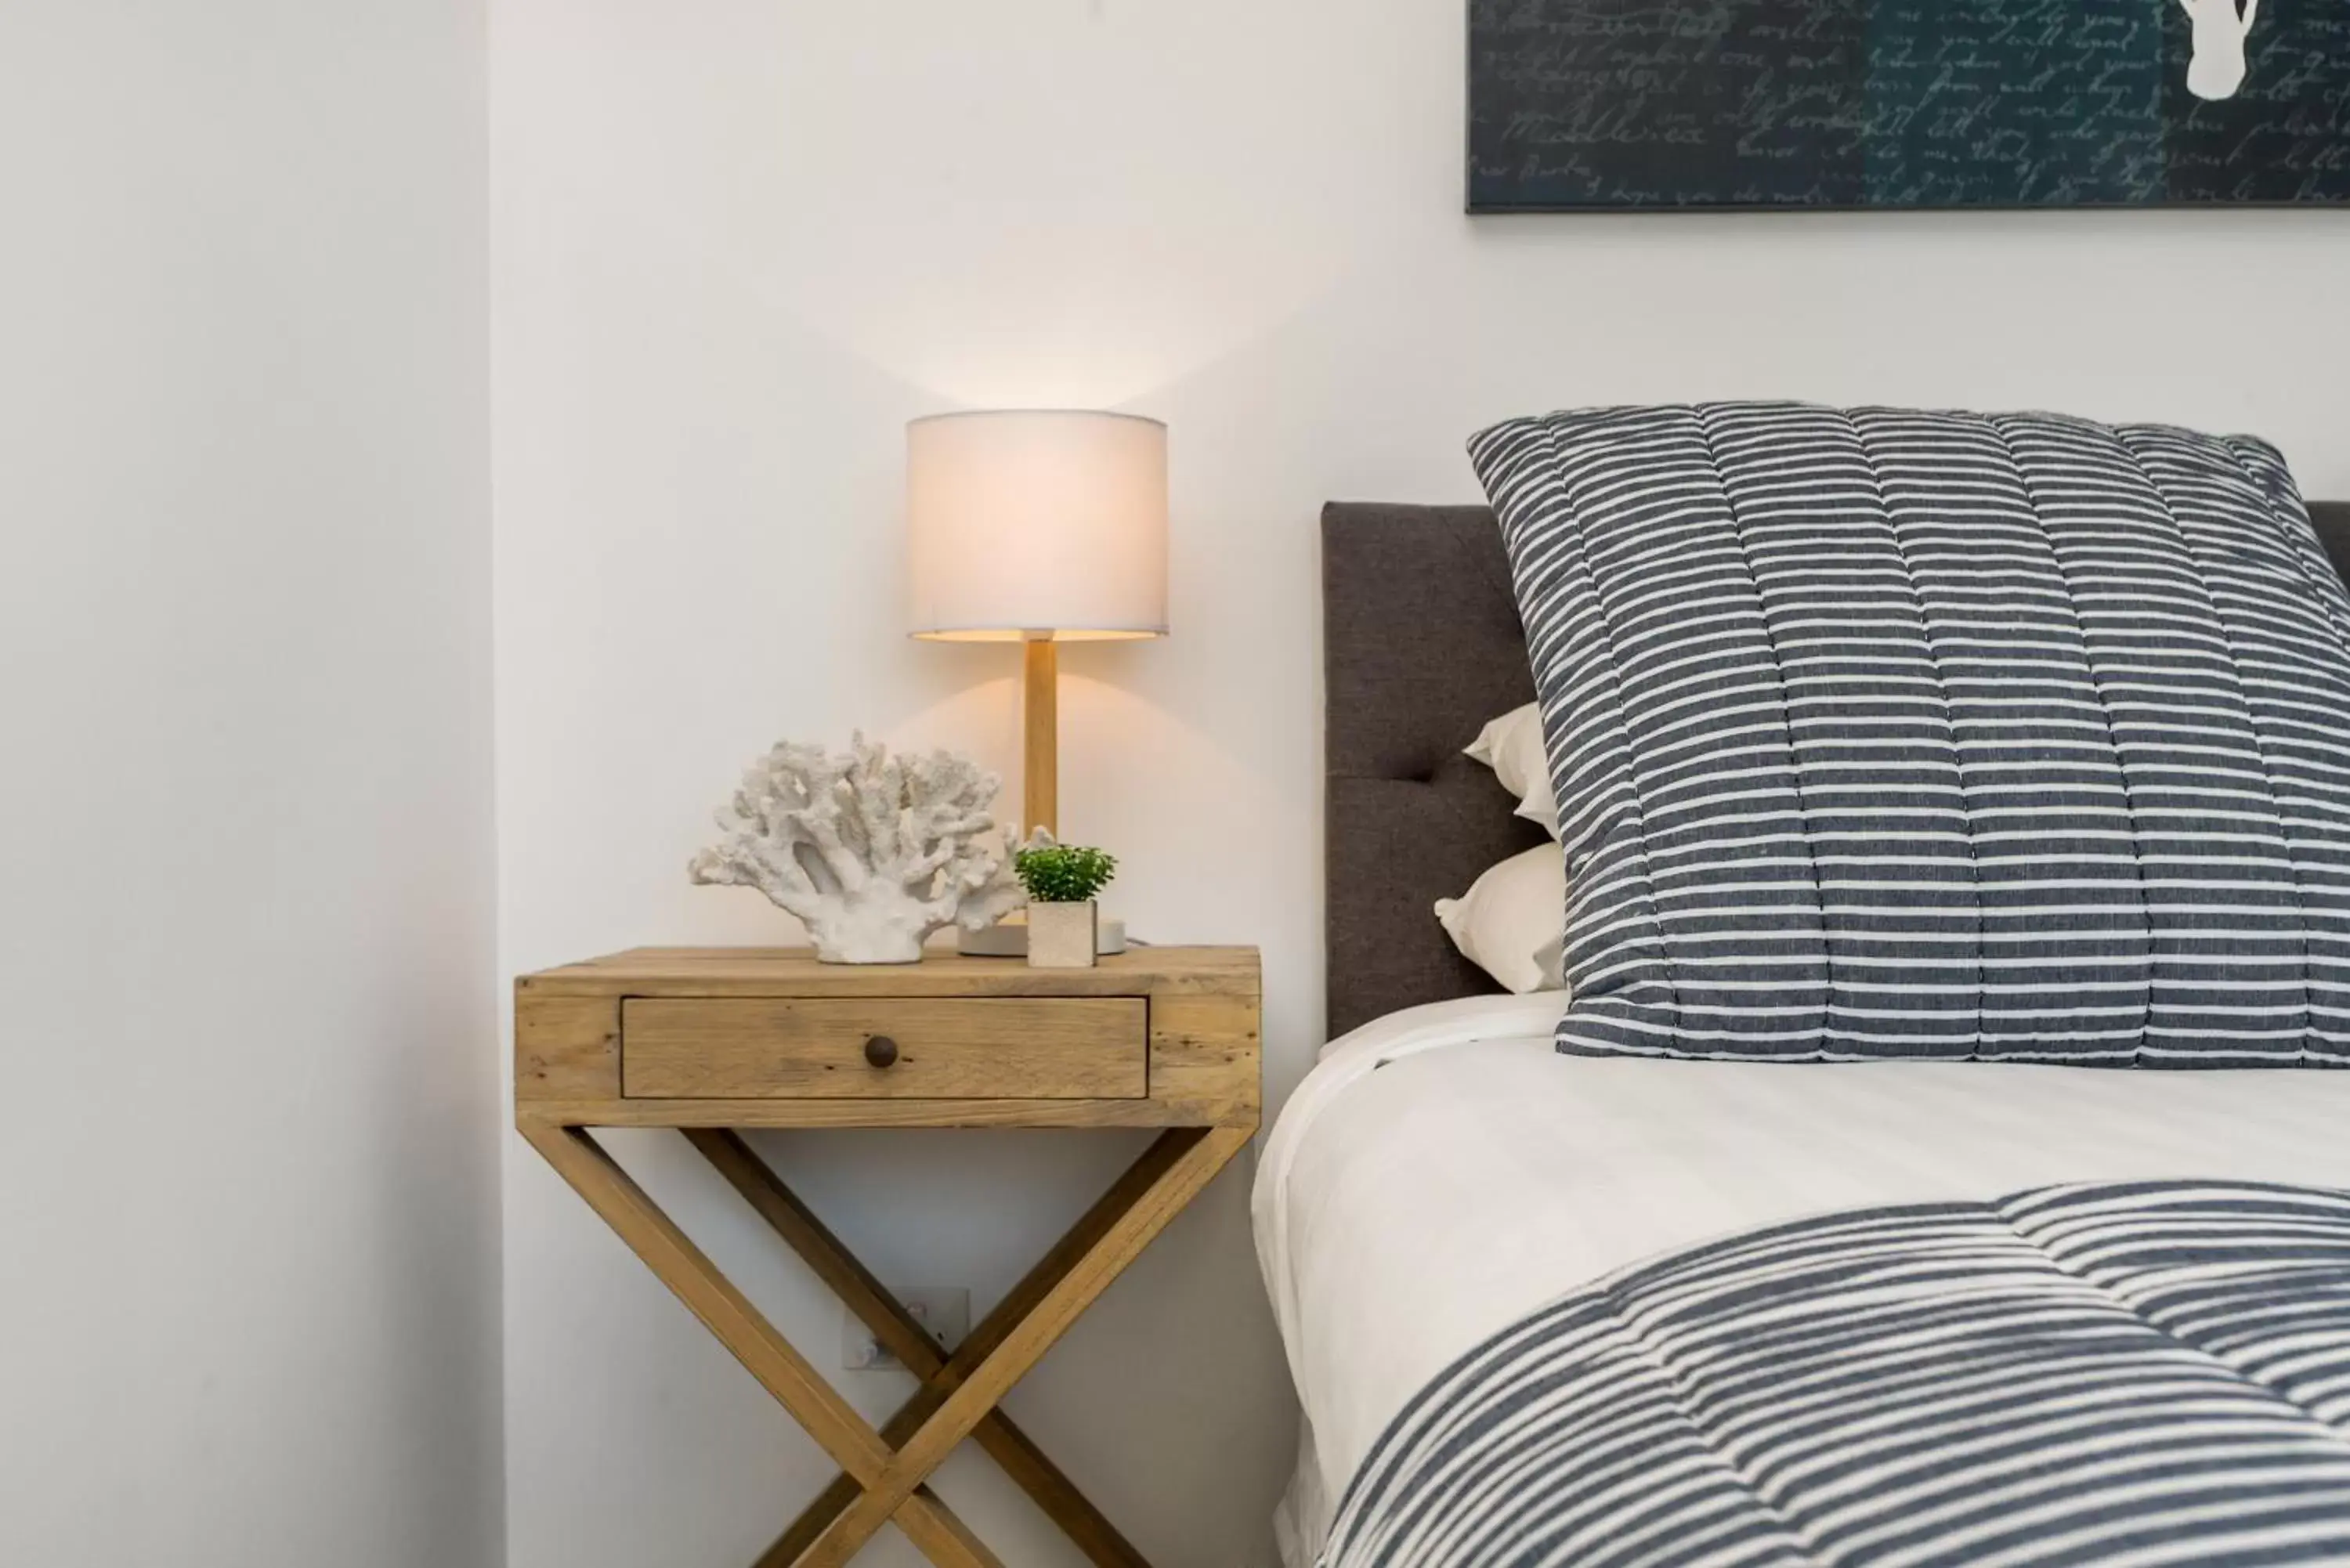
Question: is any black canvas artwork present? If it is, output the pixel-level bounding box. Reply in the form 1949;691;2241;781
1468;0;2350;208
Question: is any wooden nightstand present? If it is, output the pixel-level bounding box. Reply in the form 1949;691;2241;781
514;945;1261;1568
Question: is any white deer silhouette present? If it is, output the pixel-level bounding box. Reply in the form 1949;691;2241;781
2181;0;2258;100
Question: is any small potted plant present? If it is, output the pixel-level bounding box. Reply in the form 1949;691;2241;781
1014;840;1117;969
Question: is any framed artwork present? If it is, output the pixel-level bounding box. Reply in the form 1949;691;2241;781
1468;0;2350;209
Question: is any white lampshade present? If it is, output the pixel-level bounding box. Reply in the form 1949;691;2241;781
907;410;1168;641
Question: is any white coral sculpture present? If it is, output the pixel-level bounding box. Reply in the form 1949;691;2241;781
689;733;1022;963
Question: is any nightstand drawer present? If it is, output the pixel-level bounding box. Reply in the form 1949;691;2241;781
619;996;1148;1100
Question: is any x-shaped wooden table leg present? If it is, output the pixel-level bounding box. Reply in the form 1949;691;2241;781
682;1129;1150;1567
522;1118;1250;1568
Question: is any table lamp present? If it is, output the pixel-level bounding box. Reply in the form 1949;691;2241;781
907;409;1169;844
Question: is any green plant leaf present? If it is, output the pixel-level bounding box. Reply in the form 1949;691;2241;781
1013;844;1117;902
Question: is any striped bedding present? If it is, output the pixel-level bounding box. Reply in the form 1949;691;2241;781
1469;404;2350;1066
1321;1180;2350;1568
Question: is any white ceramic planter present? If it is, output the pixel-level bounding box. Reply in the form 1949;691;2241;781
1025;901;1098;968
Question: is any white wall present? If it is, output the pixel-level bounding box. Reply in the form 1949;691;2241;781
0;5;501;1566
490;3;2350;1566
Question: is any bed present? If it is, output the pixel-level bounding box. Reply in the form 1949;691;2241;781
1257;494;2350;1567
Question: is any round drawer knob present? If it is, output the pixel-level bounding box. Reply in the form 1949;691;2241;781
862;1035;899;1069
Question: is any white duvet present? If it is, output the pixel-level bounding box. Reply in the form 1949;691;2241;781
1252;994;2350;1566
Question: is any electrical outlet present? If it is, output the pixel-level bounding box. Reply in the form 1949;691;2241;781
841;1286;970;1371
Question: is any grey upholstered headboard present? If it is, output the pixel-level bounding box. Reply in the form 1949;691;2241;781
1323;497;2350;1040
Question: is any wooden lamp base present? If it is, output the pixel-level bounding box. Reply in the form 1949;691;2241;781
956;916;1129;958
959;636;1129;955
1023;635;1057;839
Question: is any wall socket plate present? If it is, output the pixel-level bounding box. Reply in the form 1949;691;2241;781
841;1286;970;1371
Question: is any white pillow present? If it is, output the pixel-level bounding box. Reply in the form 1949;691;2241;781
1434;842;1567;995
1465;702;1560;837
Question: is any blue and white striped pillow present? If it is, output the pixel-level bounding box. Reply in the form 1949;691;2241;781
1470;403;2350;1065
